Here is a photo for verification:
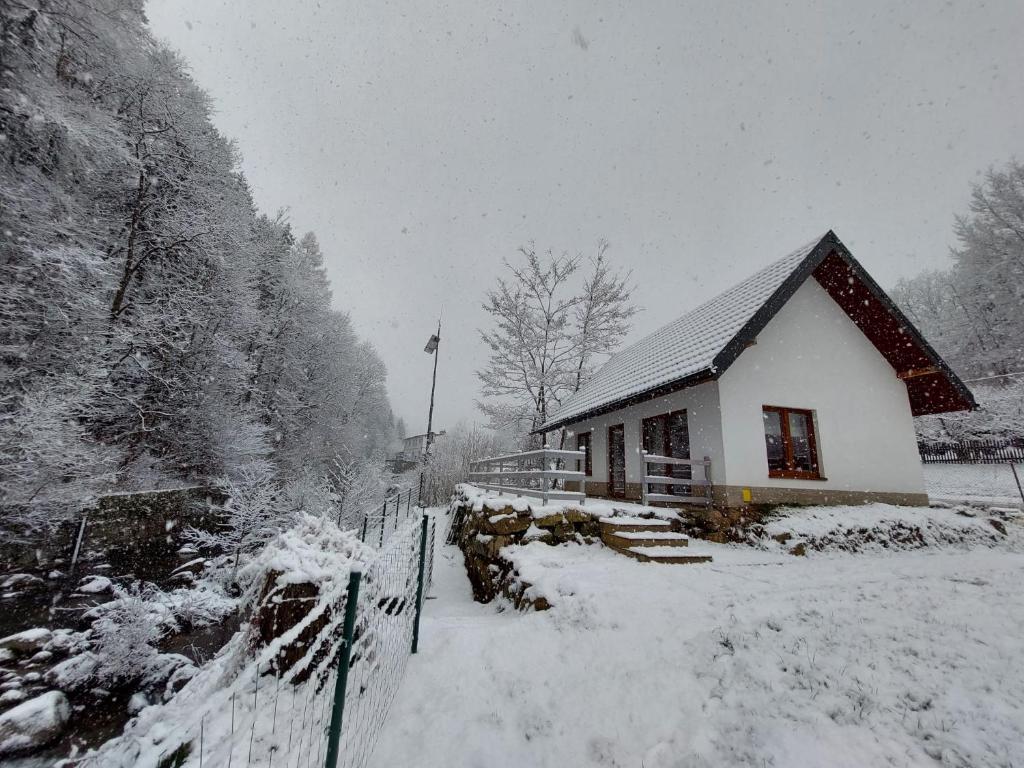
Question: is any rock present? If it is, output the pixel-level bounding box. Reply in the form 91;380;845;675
127;692;150;715
988;518;1008;535
29;651;53;665
480;513;531;536
0;628;52;654
522;524;547;542
43;630;78;656
560;507;592;524
0;575;44;591
789;542;807;557
0;689;26;706
533;512;567;528
76;575;112;594
45;652;99;692
0;650;14;666
0;691;70;755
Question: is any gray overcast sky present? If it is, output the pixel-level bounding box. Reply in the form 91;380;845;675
145;0;1023;434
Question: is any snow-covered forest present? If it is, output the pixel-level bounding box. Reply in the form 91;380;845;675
0;1;398;543
892;159;1024;440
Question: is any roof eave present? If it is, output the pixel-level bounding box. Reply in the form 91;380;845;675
533;368;717;434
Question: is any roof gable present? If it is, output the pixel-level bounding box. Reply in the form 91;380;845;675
537;231;975;432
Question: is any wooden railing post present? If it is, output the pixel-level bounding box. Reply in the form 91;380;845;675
641;450;649;507
704;456;713;507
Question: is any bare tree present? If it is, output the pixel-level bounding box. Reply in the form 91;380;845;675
476;241;637;446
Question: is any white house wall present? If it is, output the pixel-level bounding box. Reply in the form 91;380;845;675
716;278;926;501
564;379;724;498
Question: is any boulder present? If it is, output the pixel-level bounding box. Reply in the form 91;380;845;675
0;628;52;655
480;513;531;536
0;691;70;755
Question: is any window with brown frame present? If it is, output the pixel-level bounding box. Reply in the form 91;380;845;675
576;432;592;476
762;406;822;479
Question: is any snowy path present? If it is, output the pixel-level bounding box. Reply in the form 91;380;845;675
369;533;1024;768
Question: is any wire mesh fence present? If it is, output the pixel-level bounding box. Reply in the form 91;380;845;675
103;492;438;768
356;486;421;549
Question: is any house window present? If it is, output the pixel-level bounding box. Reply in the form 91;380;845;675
762;406;821;479
576;432;592;476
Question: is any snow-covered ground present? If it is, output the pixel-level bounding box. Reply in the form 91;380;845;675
370;513;1024;767
750;502;1018;554
923;462;1024;506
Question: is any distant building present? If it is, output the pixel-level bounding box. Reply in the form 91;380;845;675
402;430;446;461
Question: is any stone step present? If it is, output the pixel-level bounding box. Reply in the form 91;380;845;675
621;545;713;564
601;530;689;549
598;516;672;534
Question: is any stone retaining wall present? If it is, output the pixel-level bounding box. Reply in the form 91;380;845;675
449;487;602;611
1;487;223;577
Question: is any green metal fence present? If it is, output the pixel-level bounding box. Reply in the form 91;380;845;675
120;508;438;768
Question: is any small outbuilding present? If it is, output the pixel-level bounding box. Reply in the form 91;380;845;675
537;231;975;508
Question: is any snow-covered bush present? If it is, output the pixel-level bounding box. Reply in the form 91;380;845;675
89;583;170;685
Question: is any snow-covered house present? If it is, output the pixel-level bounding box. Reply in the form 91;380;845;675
538;231;975;508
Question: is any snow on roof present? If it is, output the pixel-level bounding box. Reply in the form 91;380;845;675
539;234;827;430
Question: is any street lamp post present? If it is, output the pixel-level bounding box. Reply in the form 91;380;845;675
423;319;441;460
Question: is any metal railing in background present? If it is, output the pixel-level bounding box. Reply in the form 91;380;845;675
640;452;713;507
468;447;587;505
918;438;1024;464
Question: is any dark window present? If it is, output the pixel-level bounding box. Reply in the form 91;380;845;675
762;406;821;479
576;432;592;476
641;410;691;495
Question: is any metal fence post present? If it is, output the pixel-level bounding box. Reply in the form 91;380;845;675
360;514;368;542
418;471;425;507
378;501;386;548
412;512;429;654
1010;461;1024;506
324;567;362;768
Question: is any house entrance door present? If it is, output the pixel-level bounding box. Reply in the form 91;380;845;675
608;424;626;497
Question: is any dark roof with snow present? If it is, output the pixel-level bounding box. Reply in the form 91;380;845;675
537;230;975;433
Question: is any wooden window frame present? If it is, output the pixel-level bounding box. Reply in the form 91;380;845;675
576;432;592;477
762;405;823;480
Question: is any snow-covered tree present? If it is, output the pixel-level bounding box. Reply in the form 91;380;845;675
185;463;291;579
476;242;637;446
893;159;1024;381
0;2;399;547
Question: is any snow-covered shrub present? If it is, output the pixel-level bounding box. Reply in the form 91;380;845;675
165;583;236;631
89;583;170;685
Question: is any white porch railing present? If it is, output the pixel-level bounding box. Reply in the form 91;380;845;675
468;447;587;505
640;451;713;507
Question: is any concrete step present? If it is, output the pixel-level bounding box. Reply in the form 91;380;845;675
621;545;713;564
601;530;689;549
